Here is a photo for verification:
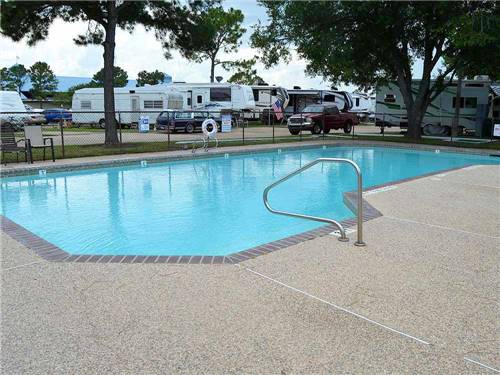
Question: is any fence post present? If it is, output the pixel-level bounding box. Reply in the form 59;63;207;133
167;118;171;150
272;119;275;143
299;112;302;142
59;116;65;158
242;116;245;145
118;111;123;145
322;111;325;141
351;117;355;140
382;112;385;137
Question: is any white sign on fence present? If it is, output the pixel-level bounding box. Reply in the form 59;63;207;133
139;116;150;133
493;124;500;137
221;114;232;132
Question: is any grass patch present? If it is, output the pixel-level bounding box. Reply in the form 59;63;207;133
2;133;498;164
336;134;500;150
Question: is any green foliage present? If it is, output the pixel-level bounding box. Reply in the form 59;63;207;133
251;1;500;139
91;66;128;87
0;64;28;92
165;5;245;81
28;61;58;99
444;10;500;80
224;58;264;85
136;70;166;86
0;0;210;144
0;67;17;90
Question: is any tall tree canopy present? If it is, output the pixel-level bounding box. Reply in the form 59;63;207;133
166;6;245;83
223;58;264;85
28;61;58;99
252;1;499;139
137;70;166;86
0;64;28;92
91;66;128;87
1;0;208;145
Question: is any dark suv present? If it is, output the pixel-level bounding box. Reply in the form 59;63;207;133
156;111;221;133
287;104;359;135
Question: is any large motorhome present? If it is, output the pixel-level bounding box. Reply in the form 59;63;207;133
375;78;498;136
164;82;256;113
249;85;289;123
284;89;354;118
71;86;183;127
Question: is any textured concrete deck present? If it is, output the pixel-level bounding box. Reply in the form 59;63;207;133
1;165;499;374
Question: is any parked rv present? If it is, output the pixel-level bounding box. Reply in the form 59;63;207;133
350;92;372;121
164;82;256;113
284;89;354;118
375;78;496;136
71;86;184;128
0;91;33;131
248;85;289;123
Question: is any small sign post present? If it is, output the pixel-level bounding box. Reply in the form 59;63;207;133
493;123;500;138
221;114;232;133
139;116;150;133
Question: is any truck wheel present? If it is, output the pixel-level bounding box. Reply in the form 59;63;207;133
343;121;352;134
311;122;322;134
289;129;300;135
99;119;105;129
185;123;194;133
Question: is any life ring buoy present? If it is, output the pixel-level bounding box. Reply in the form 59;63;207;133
202;118;218;138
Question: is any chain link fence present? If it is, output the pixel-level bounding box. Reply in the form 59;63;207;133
1;108;498;164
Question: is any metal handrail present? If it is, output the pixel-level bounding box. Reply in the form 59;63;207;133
263;158;366;246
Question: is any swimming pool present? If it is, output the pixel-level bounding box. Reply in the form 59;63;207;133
1;146;499;257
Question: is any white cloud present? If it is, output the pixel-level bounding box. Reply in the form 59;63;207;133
1;18;351;91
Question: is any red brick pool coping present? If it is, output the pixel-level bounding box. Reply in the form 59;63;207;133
1;164;473;264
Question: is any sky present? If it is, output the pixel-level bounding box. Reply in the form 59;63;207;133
0;0;429;93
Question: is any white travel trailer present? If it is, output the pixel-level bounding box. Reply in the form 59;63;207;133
0;91;33;130
248;85;289;122
284;89;354;117
349;92;372;121
71;86;183;127
375;78;495;135
163;82;256;113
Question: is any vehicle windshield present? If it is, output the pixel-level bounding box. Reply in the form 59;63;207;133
302;105;324;113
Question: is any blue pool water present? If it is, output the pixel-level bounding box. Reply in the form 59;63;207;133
1;146;499;256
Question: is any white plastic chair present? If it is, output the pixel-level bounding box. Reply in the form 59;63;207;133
24;125;55;162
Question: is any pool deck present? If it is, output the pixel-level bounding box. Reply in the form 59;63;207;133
2;150;500;373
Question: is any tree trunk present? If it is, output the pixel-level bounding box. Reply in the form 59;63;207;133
103;1;119;145
406;105;426;139
210;58;215;83
451;76;463;138
396;76;424;140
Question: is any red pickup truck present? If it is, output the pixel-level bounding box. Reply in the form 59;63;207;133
287;104;359;135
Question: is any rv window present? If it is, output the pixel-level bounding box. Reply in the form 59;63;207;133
144;100;163;109
465;83;484;87
323;94;336;102
253;89;259;102
452;97;464;108
187;98;192;106
210;87;231;102
384;94;396;103
81;100;91;110
355;98;360;107
465;97;477;108
197;95;203;104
